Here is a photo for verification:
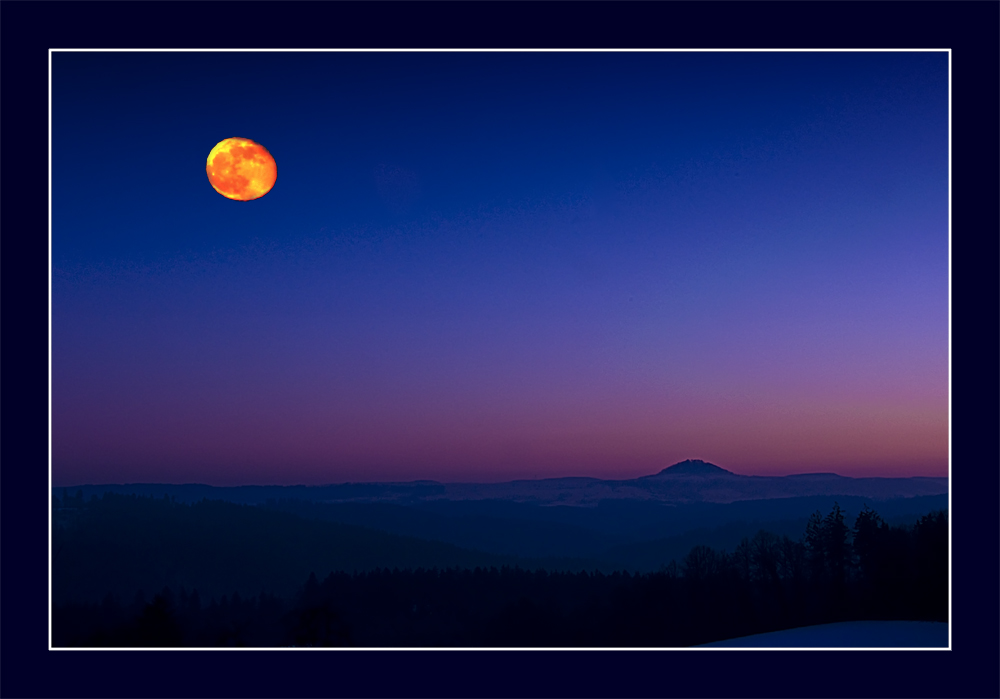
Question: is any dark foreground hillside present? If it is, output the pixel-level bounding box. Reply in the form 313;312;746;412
53;497;947;647
52;493;606;606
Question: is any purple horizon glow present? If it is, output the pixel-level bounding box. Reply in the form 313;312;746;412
52;219;947;486
51;52;948;487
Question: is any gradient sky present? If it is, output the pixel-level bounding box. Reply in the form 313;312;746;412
51;51;948;485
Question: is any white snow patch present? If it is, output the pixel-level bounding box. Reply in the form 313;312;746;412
698;620;948;648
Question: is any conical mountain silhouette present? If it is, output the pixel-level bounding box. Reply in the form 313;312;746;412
655;459;736;476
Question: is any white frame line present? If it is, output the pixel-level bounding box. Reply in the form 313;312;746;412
47;47;953;653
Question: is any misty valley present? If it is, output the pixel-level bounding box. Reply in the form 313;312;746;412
52;462;948;648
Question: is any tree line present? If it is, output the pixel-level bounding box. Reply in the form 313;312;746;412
53;501;947;647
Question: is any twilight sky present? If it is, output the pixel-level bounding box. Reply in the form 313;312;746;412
51;51;948;486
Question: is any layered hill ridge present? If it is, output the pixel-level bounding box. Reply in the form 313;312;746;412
59;460;947;507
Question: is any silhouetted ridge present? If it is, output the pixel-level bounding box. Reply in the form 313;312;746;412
656;460;735;476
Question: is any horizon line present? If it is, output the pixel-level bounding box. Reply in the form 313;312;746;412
50;467;949;490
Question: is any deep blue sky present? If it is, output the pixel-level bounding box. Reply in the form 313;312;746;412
51;51;948;485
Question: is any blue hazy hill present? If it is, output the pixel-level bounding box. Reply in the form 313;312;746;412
55;482;946;570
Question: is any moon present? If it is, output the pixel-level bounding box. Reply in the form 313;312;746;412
206;137;277;201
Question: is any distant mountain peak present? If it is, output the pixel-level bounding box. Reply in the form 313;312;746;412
656;459;735;476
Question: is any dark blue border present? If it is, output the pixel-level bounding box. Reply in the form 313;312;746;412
3;2;997;697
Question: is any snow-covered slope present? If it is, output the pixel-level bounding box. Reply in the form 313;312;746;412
698;620;948;648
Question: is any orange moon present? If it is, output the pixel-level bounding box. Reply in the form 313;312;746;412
206;137;277;201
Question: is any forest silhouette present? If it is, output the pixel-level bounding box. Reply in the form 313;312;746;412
53;492;946;647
